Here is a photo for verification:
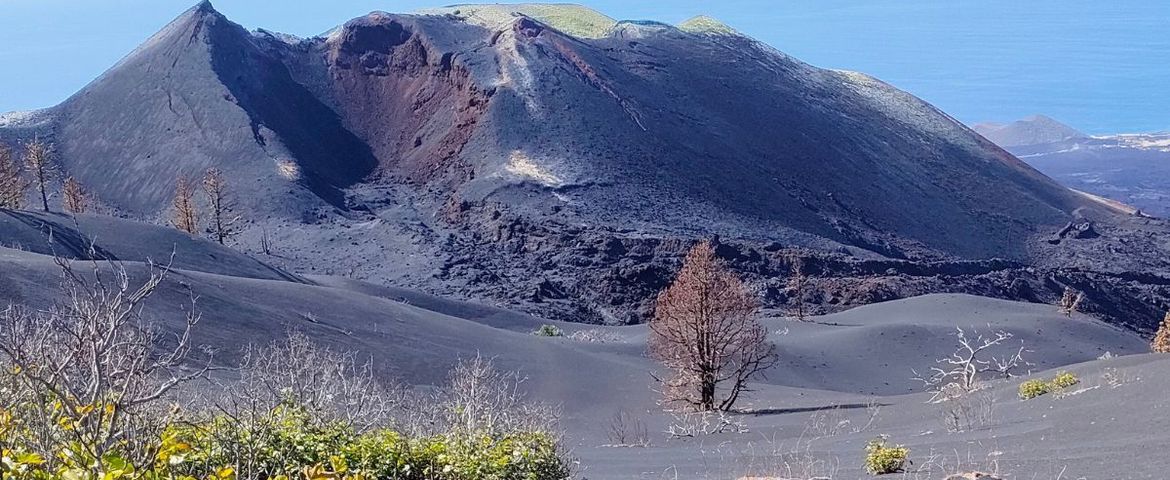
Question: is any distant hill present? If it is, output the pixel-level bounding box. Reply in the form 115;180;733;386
2;2;1167;325
973;115;1087;147
975;116;1170;218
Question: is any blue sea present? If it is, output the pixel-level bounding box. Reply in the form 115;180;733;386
1;0;1167;134
726;0;1170;134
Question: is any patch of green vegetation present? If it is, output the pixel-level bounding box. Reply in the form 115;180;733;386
1018;372;1081;400
864;437;910;475
1018;378;1050;400
0;397;570;480
678;15;738;36
514;4;618;38
164;403;570;480
435;4;618;38
1050;371;1080;390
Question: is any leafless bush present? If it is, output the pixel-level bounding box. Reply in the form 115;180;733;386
0;251;210;469
771;446;839;480
606;410;650;447
900;446;1004;480
937;384;996;433
448;354;558;434
568;328;624;344
665;410;747;438
1100;367;1137;388
218;331;397;432
802;407;852;439
989;345;1031;378
733;434;839;480
397;354;560;438
802;399;883;439
913;327;1029;401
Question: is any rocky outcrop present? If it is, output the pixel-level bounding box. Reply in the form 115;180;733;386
425;201;1170;329
1050;221;1100;242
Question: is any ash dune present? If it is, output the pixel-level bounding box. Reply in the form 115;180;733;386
0;214;1158;478
0;210;297;281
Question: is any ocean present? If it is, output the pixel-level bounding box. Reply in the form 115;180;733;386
740;0;1170;134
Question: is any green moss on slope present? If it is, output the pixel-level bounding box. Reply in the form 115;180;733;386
678;15;738;36
429;4;618;38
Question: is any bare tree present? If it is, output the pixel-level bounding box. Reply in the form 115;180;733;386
171;176;199;234
62;176;88;214
260;226;272;255
912;327;1029;401
0;143;27;209
787;255;808;321
1058;287;1083;317
202;168;240;245
1152;311;1170;353
649;240;778;412
22;137;57;212
0;250;211;471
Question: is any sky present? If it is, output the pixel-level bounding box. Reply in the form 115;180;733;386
1;0;1168;134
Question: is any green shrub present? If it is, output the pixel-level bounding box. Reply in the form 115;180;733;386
1018;379;1051;400
162;402;571;480
533;324;564;337
0;397;571;480
1050;372;1080;390
1019;372;1082;400
864;437;909;475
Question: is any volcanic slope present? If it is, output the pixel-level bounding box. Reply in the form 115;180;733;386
0;215;1160;479
2;2;1113;254
3;2;1168;325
